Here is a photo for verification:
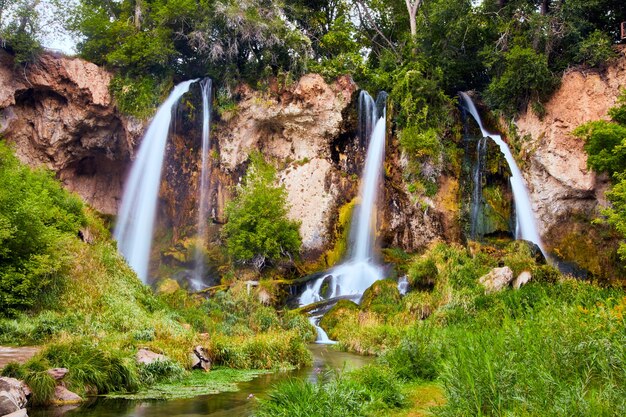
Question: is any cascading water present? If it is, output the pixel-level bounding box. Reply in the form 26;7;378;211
469;136;487;240
299;91;387;343
191;79;213;289
114;80;197;283
459;92;546;255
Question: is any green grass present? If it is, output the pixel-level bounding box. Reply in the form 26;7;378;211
308;241;626;417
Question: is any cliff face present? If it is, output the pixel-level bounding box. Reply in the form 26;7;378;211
515;46;626;277
0;50;445;269
0;50;142;215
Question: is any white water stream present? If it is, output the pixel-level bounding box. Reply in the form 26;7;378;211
114;80;198;282
459;92;546;255
192;79;213;289
299;91;387;343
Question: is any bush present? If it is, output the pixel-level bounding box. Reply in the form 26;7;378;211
576;30;617;68
485;45;558;115
138;359;185;386
0;141;86;316
407;257;438;290
222;152;301;270
41;341;140;395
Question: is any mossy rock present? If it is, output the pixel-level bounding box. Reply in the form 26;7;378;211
360;280;402;315
156;278;181;295
319;299;359;337
407;258;438;290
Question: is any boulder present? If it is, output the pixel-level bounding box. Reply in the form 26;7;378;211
51;386;82;405
479;266;514;293
190;346;211;372
513;271;532;289
0;377;28;415
3;409;27;417
135;349;166;365
47;368;69;381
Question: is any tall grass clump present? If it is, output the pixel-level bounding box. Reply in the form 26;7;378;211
255;365;406;417
40;340;140;395
436;301;626;417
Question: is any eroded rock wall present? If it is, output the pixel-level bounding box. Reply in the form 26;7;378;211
515;46;626;277
0;50;142;215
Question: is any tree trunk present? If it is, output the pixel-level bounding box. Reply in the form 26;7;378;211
405;0;422;39
540;0;550;15
134;0;142;30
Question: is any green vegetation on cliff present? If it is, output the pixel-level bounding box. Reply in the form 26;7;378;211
576;90;626;260
223;152;301;271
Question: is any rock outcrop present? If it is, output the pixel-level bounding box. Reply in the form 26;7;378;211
479;266;514;293
0;50;142;214
0;377;28;416
516;47;626;237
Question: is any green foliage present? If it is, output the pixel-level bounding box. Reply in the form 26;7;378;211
0;141;86;316
0;0;43;66
576;30;617;67
222;152;301;269
380;325;442;382
407;257;438;290
576;89;626;259
255;364;406;417
41;340;140;394
138;359;185;386
484;45;559;115
109;74;165;118
360;280;403;315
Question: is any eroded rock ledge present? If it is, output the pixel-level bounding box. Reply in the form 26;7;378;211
0;50;142;215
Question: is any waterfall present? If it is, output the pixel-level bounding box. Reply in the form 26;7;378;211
192;79;213;289
299;91;387;343
114;80;197;283
469;136;487;240
459;92;545;254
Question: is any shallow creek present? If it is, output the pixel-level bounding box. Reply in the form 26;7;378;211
29;345;371;417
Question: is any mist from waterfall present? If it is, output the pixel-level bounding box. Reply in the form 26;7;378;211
114;80;197;283
299;92;387;343
191;79;213;289
459;92;546;255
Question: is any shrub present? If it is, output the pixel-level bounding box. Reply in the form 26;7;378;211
407;257;438;290
484;45;558;115
576;30;617;68
380;325;442;382
138;359;185;386
0;141;85;316
222;152;301;270
41;341;140;394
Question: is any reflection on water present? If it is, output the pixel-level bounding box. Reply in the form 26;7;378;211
29;345;371;417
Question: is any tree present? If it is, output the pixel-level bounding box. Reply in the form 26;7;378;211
405;0;423;39
0;0;43;65
222;153;301;271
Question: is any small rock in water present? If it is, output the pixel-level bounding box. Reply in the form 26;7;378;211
51;386;82;405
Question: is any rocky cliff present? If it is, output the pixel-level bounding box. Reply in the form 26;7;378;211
515;46;626;277
0;50;142;215
0;51;447;275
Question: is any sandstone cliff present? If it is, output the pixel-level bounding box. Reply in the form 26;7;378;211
0;50;142;215
515;46;626;276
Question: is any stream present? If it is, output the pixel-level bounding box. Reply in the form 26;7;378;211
29;345;371;417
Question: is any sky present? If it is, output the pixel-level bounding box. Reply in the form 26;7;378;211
37;0;79;54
